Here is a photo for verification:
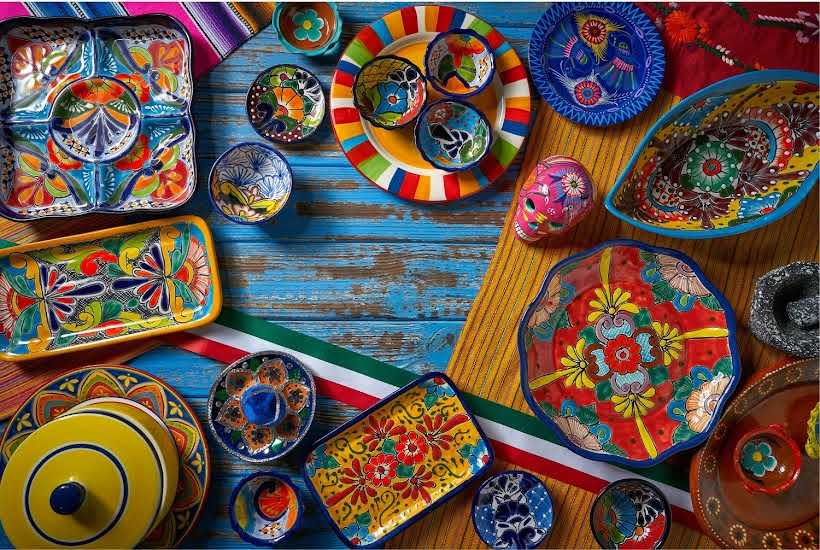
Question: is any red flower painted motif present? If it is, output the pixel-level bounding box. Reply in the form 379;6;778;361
47;139;81;170
395;432;428;465
444;34;485;68
71;77;125;103
665;10;698;45
364;453;398;487
392;465;435;504
152;160;189;200
116;72;150;102
581;18;608;44
326;458;375;507
362;415;407;451
603;334;643;375
114;134;150;171
574;80;602;106
148;40;184;73
415;413;468;461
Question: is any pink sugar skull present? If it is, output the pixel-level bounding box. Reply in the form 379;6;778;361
514;155;596;242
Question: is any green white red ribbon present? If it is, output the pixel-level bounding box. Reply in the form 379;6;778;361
162;309;698;529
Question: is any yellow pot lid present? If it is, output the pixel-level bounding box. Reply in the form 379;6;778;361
0;409;168;548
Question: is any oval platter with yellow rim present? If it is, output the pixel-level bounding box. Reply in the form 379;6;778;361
331;5;532;202
0;365;210;548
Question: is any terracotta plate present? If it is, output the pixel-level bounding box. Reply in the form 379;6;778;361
519;240;741;467
302;372;493;547
0;365;211;548
691;359;819;549
330;5;531;202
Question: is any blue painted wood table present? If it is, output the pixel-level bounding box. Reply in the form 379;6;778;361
0;2;542;547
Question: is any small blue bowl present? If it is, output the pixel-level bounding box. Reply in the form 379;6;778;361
414;99;492;172
229;471;303;547
590;478;671;549
424;29;496;98
208;142;293;225
472;471;554;548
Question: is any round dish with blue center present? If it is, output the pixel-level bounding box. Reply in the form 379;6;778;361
208;142;293;224
207;351;316;463
472;471;554;548
229;471;303;546
415;99;492;172
528;2;665;126
425;29;495;97
590;478;670;549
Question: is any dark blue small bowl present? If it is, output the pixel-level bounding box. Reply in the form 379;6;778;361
229;471;303;547
528;2;665;126
589;478;671;549
472;470;554;548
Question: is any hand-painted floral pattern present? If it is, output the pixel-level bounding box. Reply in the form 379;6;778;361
208;352;315;462
473;471;553;549
591;479;670;549
522;242;738;465
741;440;778;478
0;366;209;548
0;219;216;358
247;65;325;143
0;17;195;220
304;373;491;547
610;77;818;235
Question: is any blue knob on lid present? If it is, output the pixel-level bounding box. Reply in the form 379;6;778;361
50;481;86;515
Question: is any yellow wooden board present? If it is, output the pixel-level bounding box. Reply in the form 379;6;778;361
390;90;819;548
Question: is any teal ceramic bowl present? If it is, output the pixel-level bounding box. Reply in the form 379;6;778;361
414;99;492;172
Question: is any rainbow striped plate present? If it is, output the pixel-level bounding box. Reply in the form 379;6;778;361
330;6;531;203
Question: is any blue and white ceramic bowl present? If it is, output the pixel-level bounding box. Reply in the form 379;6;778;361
425;29;495;97
208;142;293;224
472;471;554;548
229;471;303;546
528;2;665;126
414;99;492;172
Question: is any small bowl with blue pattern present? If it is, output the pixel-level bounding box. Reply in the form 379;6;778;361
415;99;492;172
424;29;495;97
229;471;303;546
472;470;554;548
352;55;427;130
208;142;293;225
589;478;671;549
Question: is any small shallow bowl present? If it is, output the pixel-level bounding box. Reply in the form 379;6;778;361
229;471;303;546
424;29;495;97
273;2;342;57
352;55;427;130
414;99;492;172
590;478;671;549
472;470;554;548
209;142;293;224
246;64;326;144
207;351;316;463
606;70;819;238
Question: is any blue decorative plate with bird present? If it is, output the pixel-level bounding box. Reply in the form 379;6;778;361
528;2;665;126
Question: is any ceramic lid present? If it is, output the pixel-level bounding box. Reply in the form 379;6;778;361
0;407;173;548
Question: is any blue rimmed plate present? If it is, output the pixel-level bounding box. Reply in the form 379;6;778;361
528;2;665;126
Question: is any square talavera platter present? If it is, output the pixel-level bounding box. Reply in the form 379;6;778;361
0;15;196;220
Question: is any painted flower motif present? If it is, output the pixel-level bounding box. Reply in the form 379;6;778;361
655;254;710;297
729;524;747;546
242;424;274;453
685;374;729;432
664;10;698;44
652;322;683;366
46;139;82;170
362;415;406;451
363;453;398;487
561;170;588;198
0;277;33;338
761;532;783;549
328;458;375;507
493;500;546;549
612;387;656;418
553;415;603;452
593;489;637;545
587;286;639;322
528;276;564;328
392;464;435;503
603;334;644;375
395;431;428;465
273;85;305;122
341;514;376;547
415;413;468;460
148;40;185;74
9;153;71;208
374;80;409;115
292;8;325;43
114;134;150;171
677;187;733;230
741;440;777;478
37;265;105;333
738;193;780;219
11;43;67;95
112;242;172;313
574;80;602;106
777;100;819;155
460;440;491;473
116;72;150;102
681;138;742;196
793;529;816;550
173;237;210;305
580;18;608;45
559;338;594;389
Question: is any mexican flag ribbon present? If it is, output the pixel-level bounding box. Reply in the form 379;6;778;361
162;308;698;530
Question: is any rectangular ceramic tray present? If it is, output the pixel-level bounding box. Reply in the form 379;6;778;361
303;372;493;548
0;15;196;220
0;215;220;361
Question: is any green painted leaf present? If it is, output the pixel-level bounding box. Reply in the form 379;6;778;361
539;401;558;417
700;294;723;311
713;356;734;378
652;280;676;303
639;250;656;264
127;297;139;309
230;430;242;444
357;512;372;526
553;309;571;330
423;392;439;408
595;381;613;402
778;186;799;204
101;300;121;322
382;438;396;455
601;441;627;457
12;304;39;344
436;55;456;83
288;367;301;381
576;405;599;426
633;308;652;328
396;463;414;478
215;388;229;402
457;55;476;84
673;377;693;400
458;444;473;459
648;365;669;385
578;326;599;345
156;67;178;93
459;139;474;163
672;423;696;444
8;273;35;297
325;455;340;469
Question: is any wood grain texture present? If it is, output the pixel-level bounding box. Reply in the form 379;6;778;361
398;88;819;550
